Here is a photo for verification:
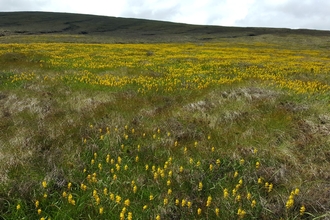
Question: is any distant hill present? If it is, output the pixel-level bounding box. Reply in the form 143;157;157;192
1;11;330;43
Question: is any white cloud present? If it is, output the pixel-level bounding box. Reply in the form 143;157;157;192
235;0;330;30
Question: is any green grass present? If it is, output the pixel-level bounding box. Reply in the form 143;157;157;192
0;16;330;219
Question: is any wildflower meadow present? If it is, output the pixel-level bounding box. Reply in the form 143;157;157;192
0;37;330;219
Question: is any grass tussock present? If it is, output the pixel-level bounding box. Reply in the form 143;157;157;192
0;35;330;219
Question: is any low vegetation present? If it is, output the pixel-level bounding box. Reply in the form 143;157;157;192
0;27;330;219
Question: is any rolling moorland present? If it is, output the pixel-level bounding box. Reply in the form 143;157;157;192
0;12;330;219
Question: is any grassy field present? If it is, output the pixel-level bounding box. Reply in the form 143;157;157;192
1;12;330;220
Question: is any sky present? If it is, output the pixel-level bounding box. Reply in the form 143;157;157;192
1;0;329;31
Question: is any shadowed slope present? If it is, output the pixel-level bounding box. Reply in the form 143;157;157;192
1;12;330;43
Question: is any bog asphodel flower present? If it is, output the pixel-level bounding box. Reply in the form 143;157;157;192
223;188;229;199
164;198;168;205
251;200;257;208
256;161;260;169
42;181;47;188
198;182;203;191
215;207;220;216
237;208;246;219
124;199;130;206
99;207;104;214
206;196;212;207
300;205;306;215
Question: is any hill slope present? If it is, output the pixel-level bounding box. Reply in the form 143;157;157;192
1;11;330;43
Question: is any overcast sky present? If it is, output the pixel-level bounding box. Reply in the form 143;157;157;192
1;0;329;30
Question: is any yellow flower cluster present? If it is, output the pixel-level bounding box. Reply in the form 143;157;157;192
286;188;300;209
2;42;329;95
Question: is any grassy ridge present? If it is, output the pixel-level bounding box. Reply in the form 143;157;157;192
1;12;330;44
0;14;330;219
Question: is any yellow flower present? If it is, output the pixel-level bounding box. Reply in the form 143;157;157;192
234;171;238;178
223;188;229;199
268;183;273;192
197;208;202;215
67;182;72;190
251;200;257;208
124;199;130;206
286;198;294;209
175;199;179;205
187;201;192;208
168;188;172;195
99;207;104;214
179;166;184;173
206;196;212;207
149;195;154;201
181;199;186;207
80;183;87;191
143;205;148;210
35;200;39;208
156;214;161;220
16;204;21;210
215;208;220;216
300;205;306;215
246;192;251;200
42;181;47;188
240;159;245;165
209;164;213;171
103;188;108;195
255;161;260;169
120;212;125;220
133;185;137;193
164;198;168;205
237;208;246;219
128;212;132;220
116;195;121;204
37;208;42;215
198;182;203;191
239;179;243;185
